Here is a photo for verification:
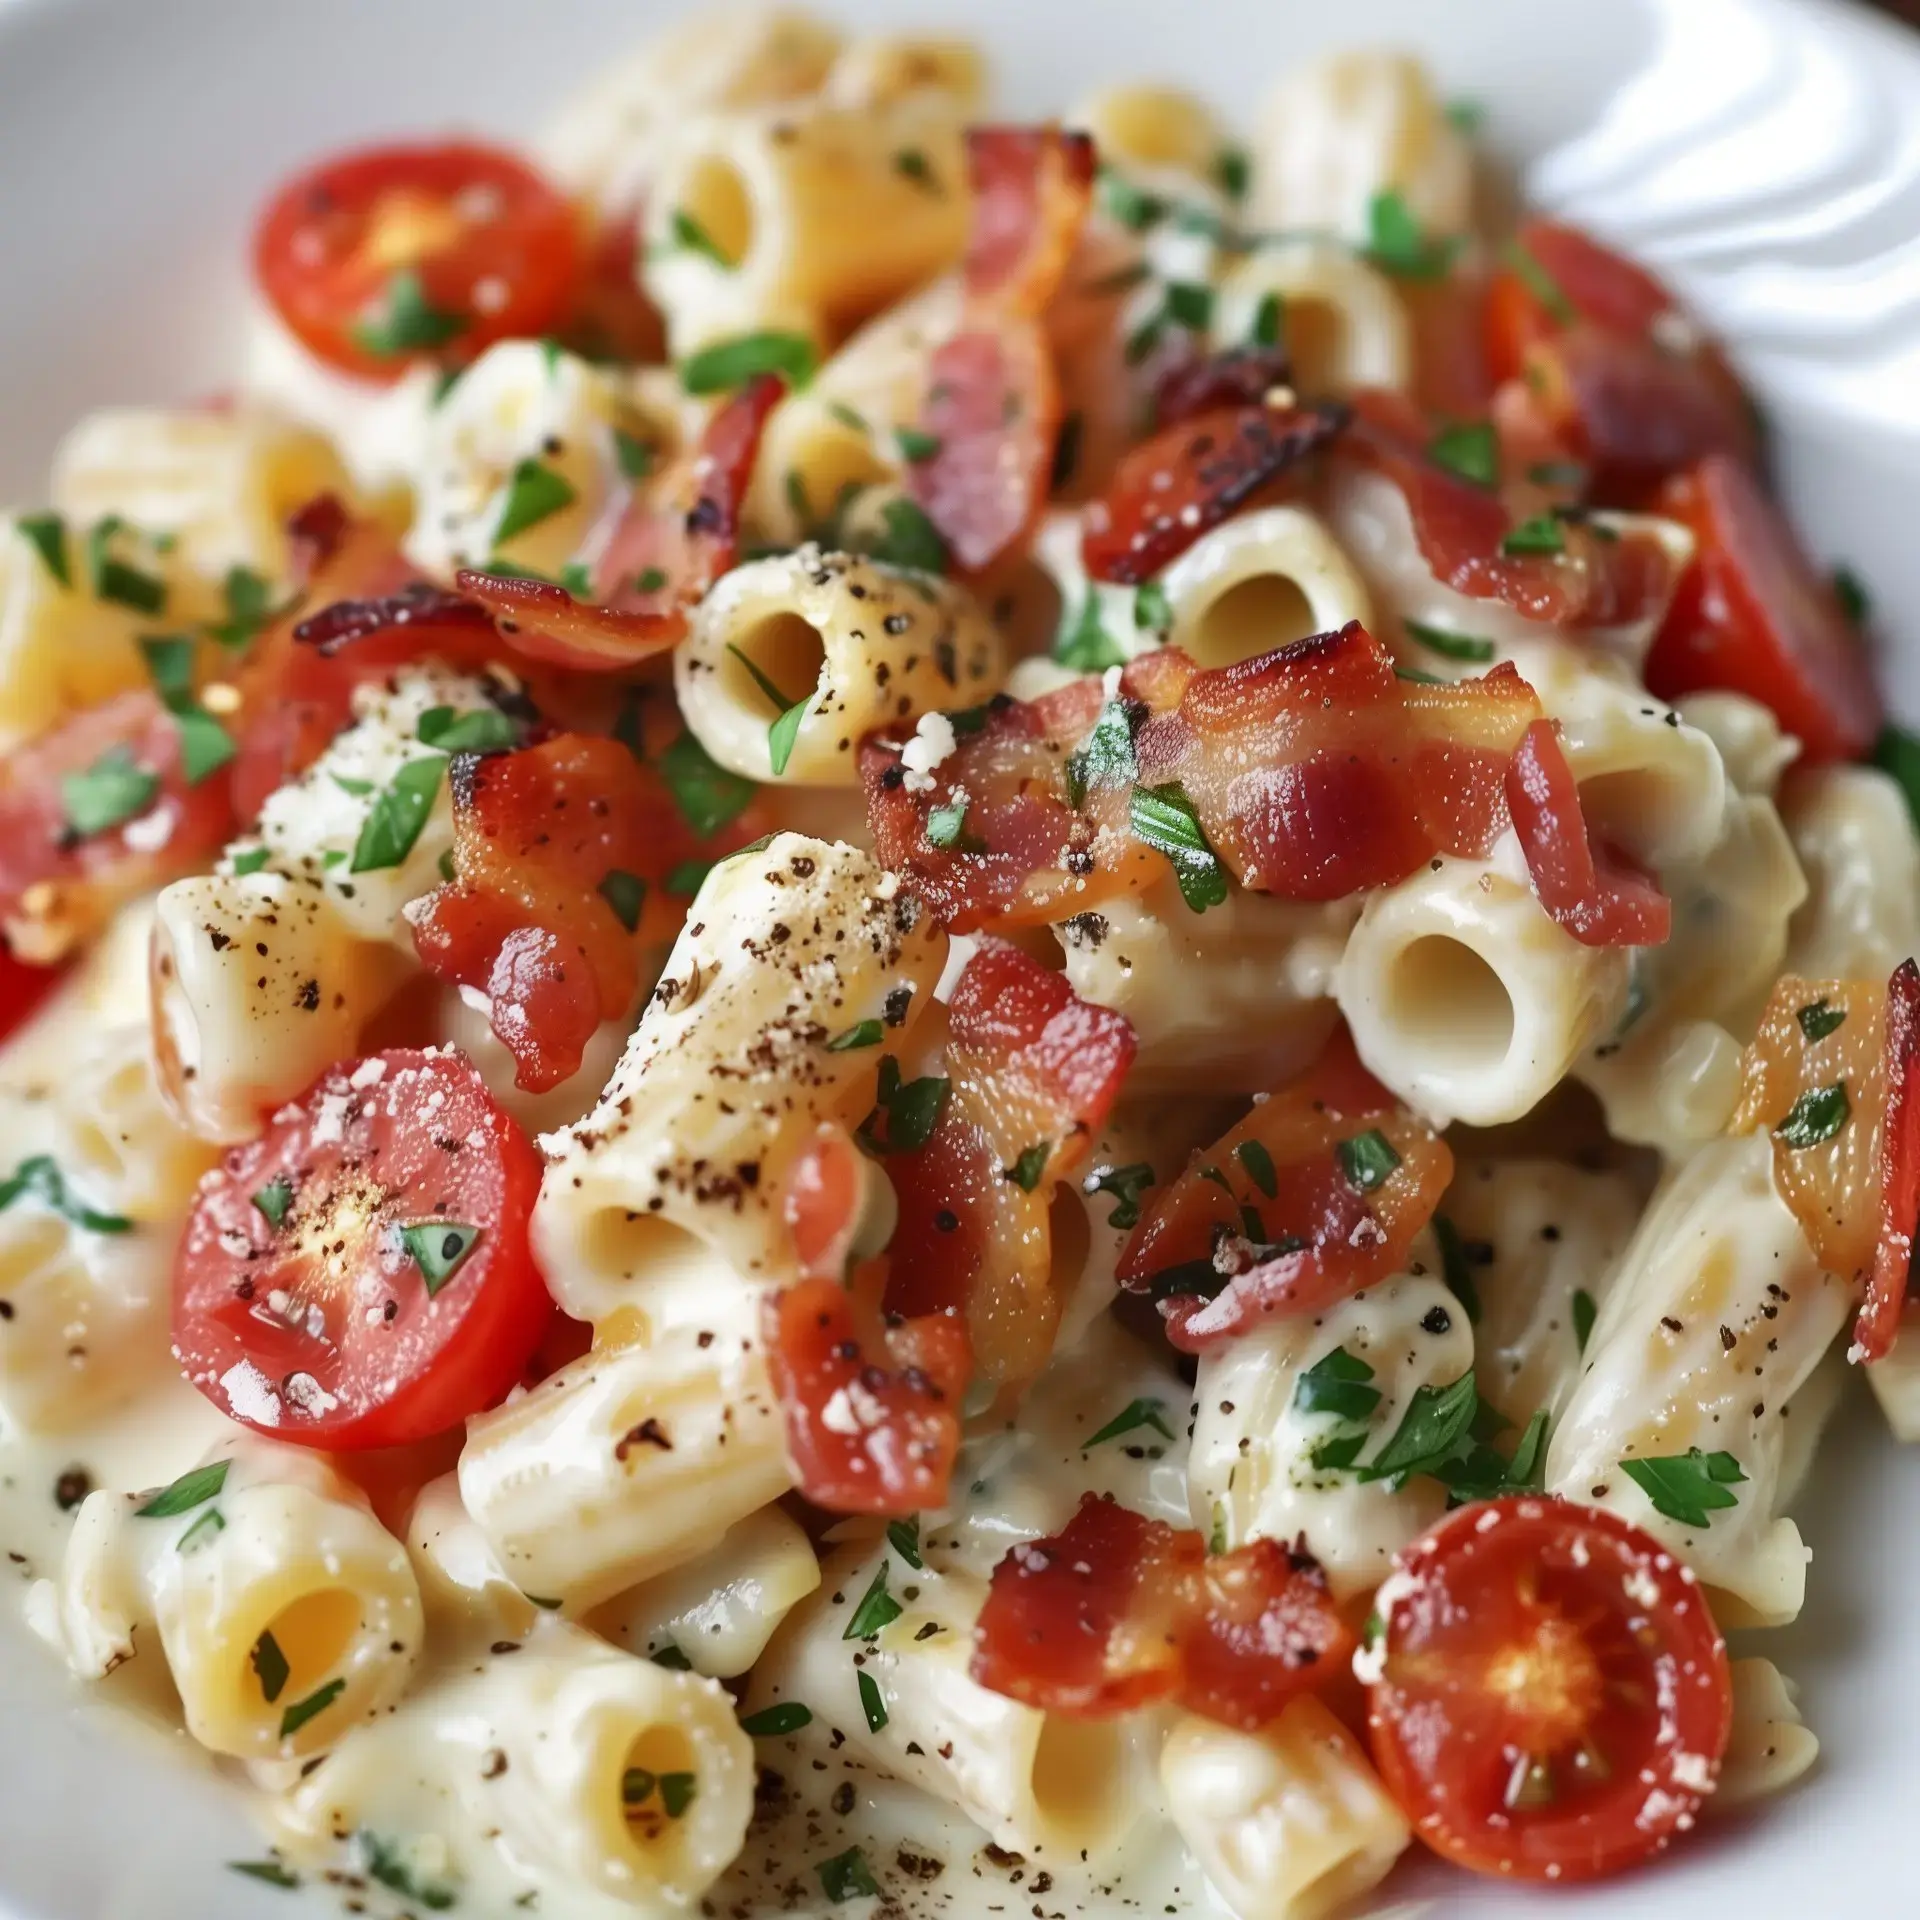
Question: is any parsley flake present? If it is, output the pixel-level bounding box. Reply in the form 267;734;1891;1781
1428;420;1499;488
887;1514;924;1568
1336;1129;1401;1192
1797;998;1847;1042
740;1701;813;1736
1572;1287;1597;1353
1293;1348;1382;1422
1008;1142;1049;1191
1065;697;1139;808
85;518;166;614
417;705;519;753
681;331;818;395
16;512;71;587
252;1178;294;1231
1431;1214;1481;1322
858;1668;889;1733
1404;617;1496;664
136;1459;229;1517
0;1155;133;1235
357;1831;457;1910
1130;781;1228;911
1085;1161;1156;1230
1364;190;1462;280
860;497;949;575
843;1562;903;1640
1082;1397;1177;1449
670;206;732;266
1234;1139;1279;1198
493;459;577;547
61;746;158;837
1053;593;1127;671
597;868;647;932
351;269;467;359
661;731;757;836
349;758;444;873
280;1677;347;1741
252;1628;290;1704
228;1860;300;1890
1774;1083;1849;1149
828;1019;884;1052
1502;239;1576;324
1618;1447;1747;1529
1501;514;1566;557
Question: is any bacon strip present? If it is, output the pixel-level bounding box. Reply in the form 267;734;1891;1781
971;1492;1350;1728
1117;1026;1451;1349
1864;959;1920;1363
1153;346;1297;428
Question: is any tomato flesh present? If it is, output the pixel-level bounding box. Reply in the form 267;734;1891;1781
1367;1496;1732;1883
172;1048;550;1449
254;141;579;381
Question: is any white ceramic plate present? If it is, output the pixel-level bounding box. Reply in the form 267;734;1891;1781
3;0;1920;1913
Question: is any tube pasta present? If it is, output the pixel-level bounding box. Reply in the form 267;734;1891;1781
1716;1658;1819;1809
676;546;1005;785
824;36;986;112
1780;764;1920;980
1069;85;1226;178
1159;1698;1411;1920
1188;1273;1474;1599
1336;847;1630;1128
1214;243;1414;395
1250;50;1472;244
1867;1320;1920;1442
532;834;944;1311
405;1472;544;1644
458;1277;791;1612
590;1504;820;1677
1055;876;1350;1095
1442;1157;1641;1424
744;1538;1161;1867
150;871;408;1144
1544;1134;1850;1624
1158;505;1376;670
1679;690;1800;799
642;95;969;357
35;1437;421;1760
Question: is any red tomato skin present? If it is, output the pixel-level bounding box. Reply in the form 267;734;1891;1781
1368;1496;1733;1884
253;141;578;382
1646;456;1881;765
0;947;64;1047
172;1049;551;1450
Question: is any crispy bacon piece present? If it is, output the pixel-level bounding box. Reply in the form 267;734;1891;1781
1340;390;1679;629
1505;719;1671;948
883;943;1136;1384
0;690;236;962
908;129;1095;572
763;1264;971;1515
1152;346;1296;427
1117;1025;1452;1350
863;623;1550;931
1645;456;1881;766
971;1492;1350;1728
409;734;695;1091
1864;960;1920;1363
1081;397;1353;585
457;371;784;668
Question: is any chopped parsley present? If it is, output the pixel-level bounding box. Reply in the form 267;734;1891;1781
1873;724;1920;830
177;1508;226;1554
1832;563;1871;628
895;426;942;463
1166;280;1214;331
614;428;658;481
1446;97;1485;134
279;1677;347;1741
231;845;270;876
740;1701;813;1736
665;856;714;896
650;1641;693;1669
860;497;949;575
818;1848;881;1904
349;758;445;873
1428;420;1499;488
1618;1447;1747;1530
1500;514;1566;557
680;330;818;395
1234;1139;1279;1198
1053;593;1127;671
1359;1371;1479;1488
1007;1142;1049;1191
1293;1347;1382;1422
205;565;279;651
492;458;577;547
1251;290;1284;348
925;798;981;852
0;1155;133;1235
1797;998;1847;1043
622;1769;697;1817
85;517;167;614
1403;617;1495;664
252;1628;290;1704
1130;781;1228;911
417;705;519;753
1213;146;1251;201
858;1669;889;1733
135;1459;229;1518
843;1562;903;1641
727;642;812;776
669;206;732;266
228;1861;300;1890
1431;1214;1481;1322
351;268;467;359
661;730;758;836
1774;1083;1849;1149
400;1221;481;1295
252;1178;294;1231
140;635;235;785
859;1056;950;1155
1085;1161;1156;1230
1134;580;1173;634
887;1514;924;1568
357;1831;457;1911
1502;238;1576;325
1572;1287;1597;1353
1064;697;1139;808
596;867;646;932
1050;410;1083;492
1096;167;1166;232
1083;1397;1177;1450
894;148;939;191
61;745;158;837
1435;1405;1550;1504
1336;1129;1401;1192
1363;190;1461;280
827;1019;884;1052
16;511;71;587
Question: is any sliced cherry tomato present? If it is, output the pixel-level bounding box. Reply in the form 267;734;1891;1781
0;945;66;1047
1367;1496;1732;1883
254;141;579;382
1485;219;1676;388
172;1048;550;1449
971;1491;1350;1729
1646;456;1882;765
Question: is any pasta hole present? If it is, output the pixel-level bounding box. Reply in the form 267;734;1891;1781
725;612;826;716
787;415;893;535
1028;1713;1127;1838
1383;935;1515;1070
1283;297;1347;392
577;1209;715;1293
251;1587;362;1710
1577;767;1689;869
677;157;754;269
1183;571;1319;668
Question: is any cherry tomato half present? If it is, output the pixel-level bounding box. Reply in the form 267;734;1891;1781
172;1048;550;1449
254;141;579;382
1366;1496;1732;1884
0;944;65;1048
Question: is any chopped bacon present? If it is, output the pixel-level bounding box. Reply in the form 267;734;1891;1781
408;733;695;1091
763;1265;971;1515
1117;1025;1452;1350
863;623;1546;931
1864;960;1920;1363
1505;719;1671;948
1340;390;1679;629
1081;398;1353;585
0;690;236;962
883;943;1136;1384
457;372;784;668
1645;456;1881;766
1153;346;1296;427
970;1492;1350;1729
908;129;1095;573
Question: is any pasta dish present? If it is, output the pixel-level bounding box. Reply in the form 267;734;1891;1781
0;9;1908;1914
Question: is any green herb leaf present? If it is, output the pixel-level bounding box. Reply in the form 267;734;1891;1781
0;1155;134;1235
896;426;942;463
1428;421;1499;488
492;459;578;547
357;1831;457;1911
86;518;167;614
671;206;732;266
1874;725;1920;830
232;846;270;877
177;1507;226;1553
843;1562;903;1641
607;430;659;488
1775;1083;1849;1149
1250;290;1284;348
350;758;445;874
740;1701;813;1736
818;1847;881;1904
597;868;647;932
332;774;375;797
61;746;158;838
861;1056;951;1154
136;1459;230;1518
1359;1372;1480;1487
861;497;950;575
1213;147;1251;200
1130;781;1228;912
1134;581;1173;634
1797;998;1847;1043
663;858;714;899
894;148;939;191
352;268;468;359
681;330;818;395
252;1628;290;1704
1364;190;1462;280
925;798;981;852
1064;698;1139;808
827;1019;884;1052
858;1668;889;1733
139;634;196;705
1506;1407;1549;1489
659;1772;697;1817
1086;1161;1156;1230
206;565;280;651
1572;1288;1597;1353
1502;239;1576;325
418;705;519;753
1053;593;1127;671
1234;1139;1279;1198
1097;167;1166;231
1008;1142;1049;1191
1618;1447;1747;1530
400;1221;481;1295
1294;1348;1382;1422
16;512;70;587
252;1178;294;1231
650;1641;692;1669
176;707;237;785
1403;618;1496;664
887;1514;923;1568
1336;1129;1401;1192
623;1767;657;1804
1083;1396;1177;1450
1500;514;1565;557
228;1861;300;1890
1308;1429;1368;1472
279;1677;347;1741
661;731;758;837
1832;563;1871;628
1446;98;1485;134
1431;1214;1481;1322
1166;281;1214;331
